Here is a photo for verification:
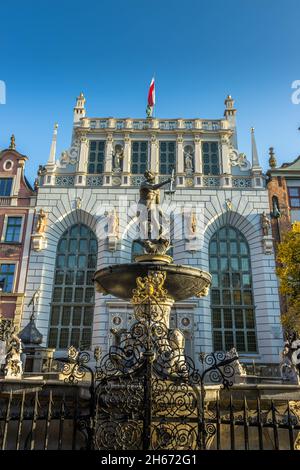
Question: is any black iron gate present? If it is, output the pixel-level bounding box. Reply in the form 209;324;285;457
1;281;300;450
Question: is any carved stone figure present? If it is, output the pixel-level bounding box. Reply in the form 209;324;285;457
184;210;197;238
261;211;271;236
34;178;39;190
146;105;152;118
280;336;300;384
225;199;233;211
112;145;124;172
75;197;82;209
184;149;193;173
167;328;189;377
107;209;119;238
272;196;281;218
37;165;46;176
190;212;197;234
35;209;47;234
59;150;70;166
4;334;23;379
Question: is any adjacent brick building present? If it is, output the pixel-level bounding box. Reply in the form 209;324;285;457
0;136;36;328
267;148;300;313
267;148;300;245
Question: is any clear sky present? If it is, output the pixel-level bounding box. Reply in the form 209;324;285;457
1;0;300;183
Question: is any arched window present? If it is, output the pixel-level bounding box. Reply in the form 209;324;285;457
209;226;257;353
48;224;98;350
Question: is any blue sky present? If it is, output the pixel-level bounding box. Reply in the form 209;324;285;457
1;0;300;183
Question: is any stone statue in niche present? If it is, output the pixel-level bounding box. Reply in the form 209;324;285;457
184;146;194;174
112;145;124;172
35;209;47;234
261;211;271;236
272;196;281;218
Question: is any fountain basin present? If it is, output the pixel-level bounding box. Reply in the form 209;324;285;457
93;262;211;301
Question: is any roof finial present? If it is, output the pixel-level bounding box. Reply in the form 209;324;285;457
9;134;16;150
251;127;260;169
46;123;58;166
224;94;236;116
268;147;277;168
73;92;86;123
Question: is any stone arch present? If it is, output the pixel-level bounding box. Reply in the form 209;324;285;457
22;209;102;344
200;210;279;359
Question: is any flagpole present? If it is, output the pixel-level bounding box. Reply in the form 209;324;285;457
153;72;155;118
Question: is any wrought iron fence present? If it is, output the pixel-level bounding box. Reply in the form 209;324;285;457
1;385;300;450
1;271;300;451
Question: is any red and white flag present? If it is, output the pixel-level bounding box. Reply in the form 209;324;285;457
147;77;155;107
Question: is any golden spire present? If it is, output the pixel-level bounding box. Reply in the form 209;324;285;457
269;147;277;168
9;134;16;150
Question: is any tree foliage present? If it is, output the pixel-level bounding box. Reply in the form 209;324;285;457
276;222;300;334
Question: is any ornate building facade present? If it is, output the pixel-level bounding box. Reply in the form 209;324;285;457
0;136;36;329
21;93;283;365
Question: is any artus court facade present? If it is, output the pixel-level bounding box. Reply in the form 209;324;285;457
20;93;283;366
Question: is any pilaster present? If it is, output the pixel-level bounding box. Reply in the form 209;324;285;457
194;135;202;187
220;134;231;174
75;133;89;186
122;134;131;175
150;134;159;174
103;133;113;186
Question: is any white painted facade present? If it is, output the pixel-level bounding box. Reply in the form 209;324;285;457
21;94;283;365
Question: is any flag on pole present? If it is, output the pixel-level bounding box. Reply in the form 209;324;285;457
146;77;155;117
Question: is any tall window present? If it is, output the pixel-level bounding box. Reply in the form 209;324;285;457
160;141;175;175
0;178;13;196
88;141;105;174
48;224;97;350
5;217;22;242
288;187;300;208
209;226;257;353
0;264;15;292
131;141;148;174
202;142;220;175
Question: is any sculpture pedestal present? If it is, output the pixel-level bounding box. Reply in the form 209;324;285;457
31;233;47;251
262;235;273;255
